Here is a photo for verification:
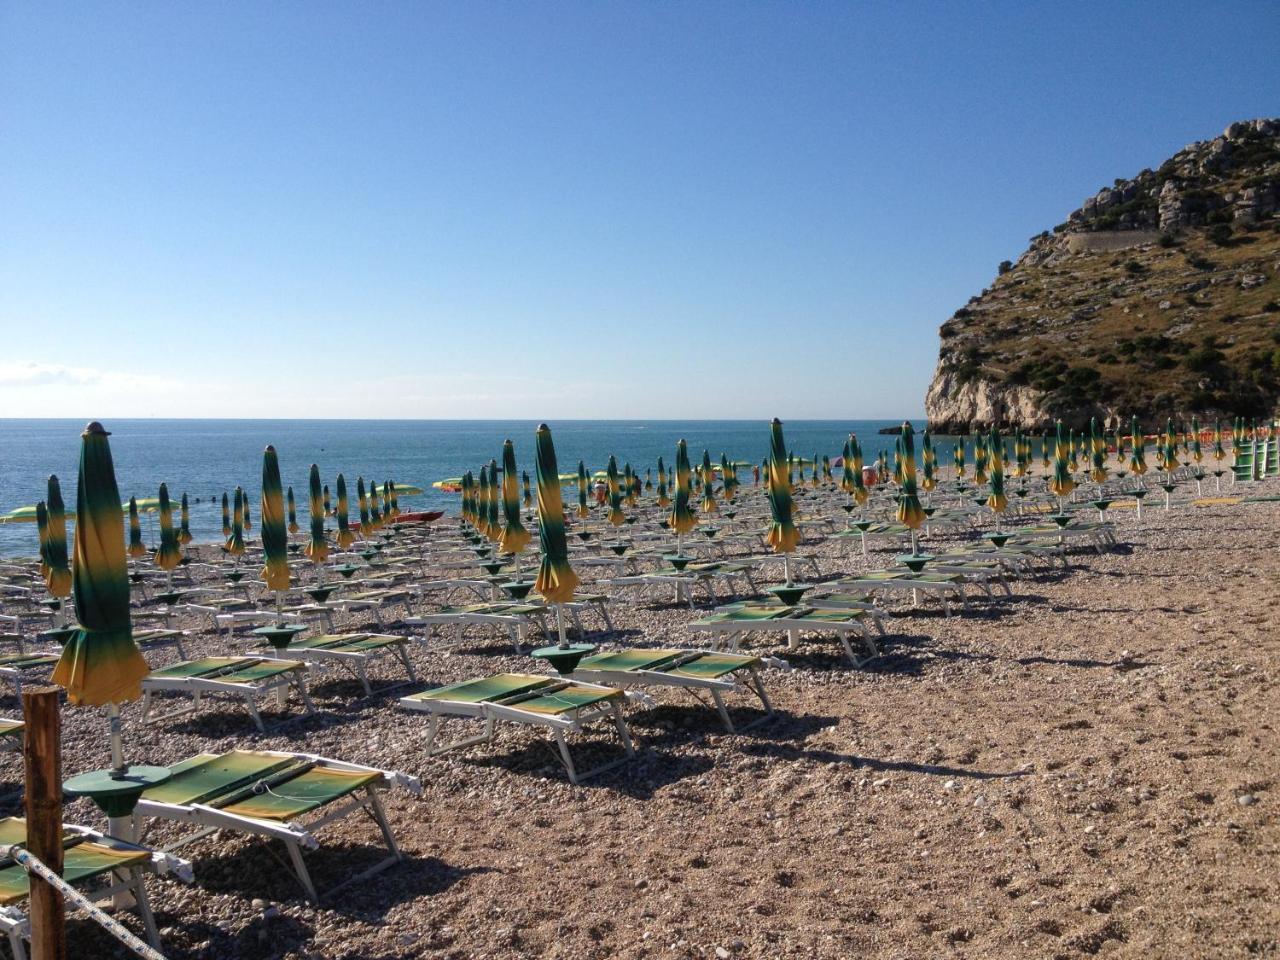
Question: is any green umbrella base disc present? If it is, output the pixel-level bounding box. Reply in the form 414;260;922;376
480;562;507;575
767;584;813;606
152;591;187;607
64;765;171;818
306;588;337;603
895;554;935;573
530;643;597;675
333;565;362;579
224;572;246;583
984;533;1011;548
1131;491;1148;500
839;504;855;513
39;599;63;610
1161;485;1177;493
723;511;737;519
287;544;301;554
663;554;694;571
252;624;308;650
1090;501;1113;511
499;581;535;600
575;531;594;541
608;544;630;556
1048;514;1074;529
851;521;875;532
702;528;719;538
39;626;80;647
922;507;937;517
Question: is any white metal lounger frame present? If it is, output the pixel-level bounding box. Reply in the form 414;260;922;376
400;681;636;785
286;636;417;696
140;663;315;732
405;607;549;653
688;613;880;667
134;751;420;905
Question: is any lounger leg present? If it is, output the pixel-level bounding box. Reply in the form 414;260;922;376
749;667;774;717
365;787;402;862
295;674;316;714
552;730;580;785
9;926;28;960
709;689;735;732
130;867;161;948
396;645;417;683
175;638;187;659
356;663;372;696
284;839;321;905
611;701;635;756
599;605;614;634
246;696;266;733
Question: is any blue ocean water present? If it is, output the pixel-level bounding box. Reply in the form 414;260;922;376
0;418;918;556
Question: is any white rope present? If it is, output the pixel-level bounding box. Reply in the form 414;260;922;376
1;844;166;960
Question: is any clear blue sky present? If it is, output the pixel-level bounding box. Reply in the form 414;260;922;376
2;2;1277;419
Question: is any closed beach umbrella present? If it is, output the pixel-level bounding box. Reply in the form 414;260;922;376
241;494;252;532
533;424;579;606
458;472;473;528
605;456;624;527
485;459;502;541
644;468;653;492
1040;430;1051;470
840;439;854;494
305;464;329;565
287;486;299;534
369;481;383;530
387;480;400;517
473;467;489;537
335;474;356;549
624;463;638;507
953;442;966;482
766;420;801;579
1213;421;1225;463
221;492;231;538
127;497;146;558
1163;419;1180;473
810;452;820;489
227;488;246;556
357;477;371;538
921;430;937;492
1090;418;1108;484
987;427;1008;521
1049;421;1076;506
669;439;699;546
850;435;869;507
1068;430;1079;474
44;475;72;599
1191;417;1203;464
701;450;718;513
155;483;182;572
973;434;988;486
522;470;532;509
655;456;670;508
895;422;927;551
1129;417;1147;476
179;491;193;544
323;484;332;517
36;501;53;585
499;439;531;558
52;422;150;708
259;445;291;594
576;461;590;520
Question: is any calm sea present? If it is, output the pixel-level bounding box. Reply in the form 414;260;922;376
0;419;925;557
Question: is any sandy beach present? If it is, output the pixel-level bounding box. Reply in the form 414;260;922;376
4;473;1273;960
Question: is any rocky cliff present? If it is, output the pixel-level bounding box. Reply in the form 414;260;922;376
925;118;1280;432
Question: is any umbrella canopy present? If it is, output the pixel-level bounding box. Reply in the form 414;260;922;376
305;464;329;563
323;484;332;516
155;483;182;571
259;446;291;592
499;440;531;555
221;492;231;538
35;501;53;584
484;459;502;542
178;492;193;544
1213;421;1226;462
286;487;299;534
973;434;988;486
986;427;1008;514
387;480;400;517
605;456;625;527
335;474;356;549
576;461;590;520
533;425;579;604
522;470;532;509
473;467;490;536
1191;417;1203;463
655;456;670;508
895;422;926;530
669;440;698;536
1049;421;1076;499
1090;418;1108;483
126;497;146;558
840;439;855;494
43;475;72;597
1163;419;1180;473
849;435;868;505
241;494;252;532
644;468;653;492
623;463;638;507
921;430;937;492
953;442;965;480
227;488;246;555
766;419;800;552
357;477;372;537
701;451;718;513
368;481;383;530
52;422;150;707
1129;417;1148;475
1068;430;1079;473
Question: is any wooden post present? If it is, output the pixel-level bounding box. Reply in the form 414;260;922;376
23;685;65;960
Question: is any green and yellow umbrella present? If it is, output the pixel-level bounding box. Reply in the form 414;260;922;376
335;474;356;549
286;486;300;534
227;488;246;556
126;497;146;559
43;475;72;599
36;501;53;583
485;459;502;542
576;461;590;520
921;430;937;493
154;483;182;572
953;441;966;482
644;468;653;492
895;422;926;546
368;481;383;531
323;484;332;517
1191;417;1203;464
701;450;718;513
669;439;698;545
259;445;291;593
766;420;801;574
655;456;670;508
1049;421;1076;504
810;452;820;489
305;464;329;565
357;477;372;538
840;439;855;495
499;440;531;558
821;454;832;485
178;491;193;545
850;434;869;507
973;434;988;486
1212;421;1225;463
1089;417;1108;484
522;470;533;509
986;427;1008;521
623;463;638;507
458;472;473;528
1163;418;1179;474
472;467;489;536
52;422;150;708
1129;417;1147;476
605;456;624;527
533;424;579;606
241;494;252;532
221;492;231;538
387;480;400;517
1068;430;1079;474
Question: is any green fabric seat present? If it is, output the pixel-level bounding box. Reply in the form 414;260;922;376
151;657;303;684
220;765;381;821
665;652;759;679
0;653;59;669
577;649;685;672
404;673;554;705
0;719;22;740
513;683;622;716
0;818;150;906
143;751;301;806
286;633;403;653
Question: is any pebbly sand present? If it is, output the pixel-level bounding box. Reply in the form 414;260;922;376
6;477;1278;959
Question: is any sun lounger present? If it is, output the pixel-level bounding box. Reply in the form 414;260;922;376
405;603;550;652
0;816;191;960
0;719;22;752
837;571;968;615
688;604;879;667
141;657;314;731
274;633;416;695
399;674;635;785
133;627;190;659
134;749;419;904
570;648;775;732
0;652;61;698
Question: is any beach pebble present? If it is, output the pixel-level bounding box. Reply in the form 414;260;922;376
1237;794;1258;806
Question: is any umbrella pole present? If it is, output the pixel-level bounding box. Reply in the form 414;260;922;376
275;590;283;625
555;604;569;650
107;703;126;779
783;554;792;587
910;530;919;558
